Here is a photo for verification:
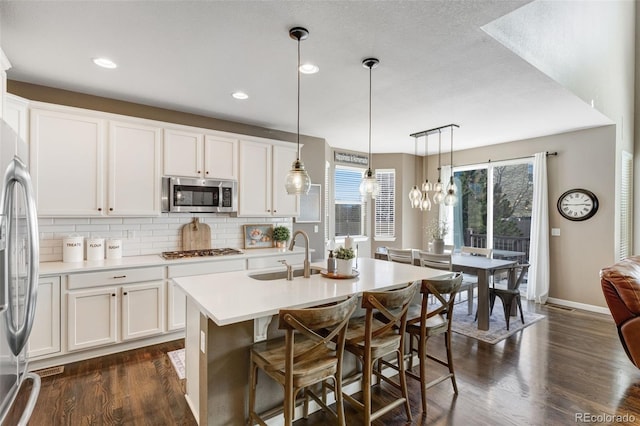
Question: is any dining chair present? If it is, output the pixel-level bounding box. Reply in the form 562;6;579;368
386;247;414;264
459;246;493;314
341;281;419;425
418;250;452;271
404;272;463;414
490;263;529;330
248;295;358;426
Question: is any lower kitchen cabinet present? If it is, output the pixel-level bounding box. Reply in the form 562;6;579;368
28;276;61;358
167;280;186;331
66;267;165;352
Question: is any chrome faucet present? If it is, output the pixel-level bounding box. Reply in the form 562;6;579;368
279;260;294;281
288;230;311;278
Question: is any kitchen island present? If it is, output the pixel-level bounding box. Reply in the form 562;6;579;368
173;257;446;425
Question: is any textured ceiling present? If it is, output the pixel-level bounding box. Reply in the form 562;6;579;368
0;0;611;155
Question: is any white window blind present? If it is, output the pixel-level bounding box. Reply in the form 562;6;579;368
375;169;395;238
334;166;365;236
619;151;633;260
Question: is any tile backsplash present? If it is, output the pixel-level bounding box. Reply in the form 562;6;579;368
38;214;292;262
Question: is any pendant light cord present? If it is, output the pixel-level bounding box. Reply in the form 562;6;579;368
368;64;372;168
438;129;442;177
296;36;301;161
450;127;453;179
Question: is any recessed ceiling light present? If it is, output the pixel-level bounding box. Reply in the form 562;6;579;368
232;91;249;100
92;57;117;69
299;63;319;74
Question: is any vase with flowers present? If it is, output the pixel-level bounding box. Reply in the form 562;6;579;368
426;219;449;254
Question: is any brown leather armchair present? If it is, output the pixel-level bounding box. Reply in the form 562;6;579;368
600;256;640;368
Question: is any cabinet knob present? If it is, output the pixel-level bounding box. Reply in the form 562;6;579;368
205;171;209;175
123;292;128;296
267;209;271;212
98;208;102;212
273;210;277;213
197;170;202;174
111;293;116;297
109;207;113;211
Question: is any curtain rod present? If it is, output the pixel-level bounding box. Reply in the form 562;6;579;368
450;151;558;169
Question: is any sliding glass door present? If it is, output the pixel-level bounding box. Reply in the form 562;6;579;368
449;158;532;265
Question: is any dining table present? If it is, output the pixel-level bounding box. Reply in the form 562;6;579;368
450;254;516;330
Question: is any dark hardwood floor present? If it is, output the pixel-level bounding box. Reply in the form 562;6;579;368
7;301;640;425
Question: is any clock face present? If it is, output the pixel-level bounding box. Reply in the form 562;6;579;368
557;189;599;221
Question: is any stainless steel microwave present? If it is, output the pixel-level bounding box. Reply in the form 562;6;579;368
161;176;237;213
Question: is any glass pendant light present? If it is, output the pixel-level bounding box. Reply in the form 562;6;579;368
433;129;445;204
408;136;422;207
285;27;311;195
444;126;458;206
360;58;380;199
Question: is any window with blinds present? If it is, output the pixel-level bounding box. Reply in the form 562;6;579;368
375;169;395;239
619;151;633;260
334;166;365;236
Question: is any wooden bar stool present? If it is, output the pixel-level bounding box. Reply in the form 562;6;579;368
247;295;358;426
405;272;463;414
341;281;419;424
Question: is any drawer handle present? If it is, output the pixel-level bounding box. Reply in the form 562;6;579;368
113;275;127;279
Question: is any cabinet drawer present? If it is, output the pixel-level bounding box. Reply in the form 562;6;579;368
168;259;244;278
246;254;305;270
68;267;165;289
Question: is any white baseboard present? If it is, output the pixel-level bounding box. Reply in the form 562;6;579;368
546;297;610;316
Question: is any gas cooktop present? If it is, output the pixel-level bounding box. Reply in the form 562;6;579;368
161;248;243;260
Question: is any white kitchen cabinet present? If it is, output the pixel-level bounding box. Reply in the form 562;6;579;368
66;267;165;351
167;280;186;331
30;106;163;216
67;286;118;351
238;140;299;217
4;94;29;144
164;128;238;180
30;108;105;216
121;281;164;340
28;276;61;358
108;121;162;215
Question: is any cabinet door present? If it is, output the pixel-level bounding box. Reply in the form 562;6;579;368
163;128;203;177
121;281;164;340
204;135;238;180
28;276;61;358
272;144;300;217
67;287;117;351
31;108;105;216
167;280;186;331
238;140;272;216
108;121;162;216
4;94;29;143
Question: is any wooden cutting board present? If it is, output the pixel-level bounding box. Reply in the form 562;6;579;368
181;218;211;250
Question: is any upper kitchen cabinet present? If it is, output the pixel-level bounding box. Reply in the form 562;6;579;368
238;139;299;217
31;107;105;216
108;121;162;215
164;128;238;180
4;94;29;144
30;104;162;216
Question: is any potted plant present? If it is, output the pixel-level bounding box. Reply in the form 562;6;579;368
426;219;449;254
334;246;356;275
272;226;290;248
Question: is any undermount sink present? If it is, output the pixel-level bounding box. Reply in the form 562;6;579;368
249;267;322;281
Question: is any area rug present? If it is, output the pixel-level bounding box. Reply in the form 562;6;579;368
449;298;545;344
167;348;186;380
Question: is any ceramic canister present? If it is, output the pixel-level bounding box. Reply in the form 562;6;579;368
106;239;122;259
62;234;84;263
86;238;105;261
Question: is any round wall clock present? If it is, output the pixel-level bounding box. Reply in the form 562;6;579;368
557;188;599;221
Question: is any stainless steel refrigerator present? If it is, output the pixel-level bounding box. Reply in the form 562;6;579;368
0;119;40;424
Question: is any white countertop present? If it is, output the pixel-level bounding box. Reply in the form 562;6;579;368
38;247;308;276
173;257;448;326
